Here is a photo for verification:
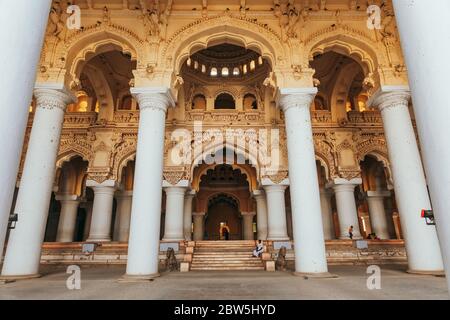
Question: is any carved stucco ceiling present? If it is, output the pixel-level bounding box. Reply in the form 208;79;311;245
80;50;135;101
311;51;364;100
200;164;249;188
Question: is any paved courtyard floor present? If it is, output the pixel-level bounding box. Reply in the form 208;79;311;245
0;264;448;300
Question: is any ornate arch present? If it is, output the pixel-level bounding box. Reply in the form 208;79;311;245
356;139;393;187
57;25;143;88
314;139;337;179
162;14;288;75
112;140;137;183
305;26;382;76
190;140;260;192
206;192;242;213
57;139;93;168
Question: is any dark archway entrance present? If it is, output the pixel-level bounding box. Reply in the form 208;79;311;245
205;193;241;240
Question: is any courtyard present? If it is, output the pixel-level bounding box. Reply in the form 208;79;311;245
0;265;447;300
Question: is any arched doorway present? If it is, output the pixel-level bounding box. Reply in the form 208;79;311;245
205;193;241;240
194;160;257;241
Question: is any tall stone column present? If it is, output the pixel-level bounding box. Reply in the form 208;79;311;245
0;0;53;256
115;191;133;242
183;191;195;241
86;181;116;242
264;185;289;241
320;189;335;240
333;179;363;240
193;213;205;241
366;191;391;239
1;86;73;279
370;89;444;273
392;0;449;286
278;89;328;275
163;186;187;241
124;89;174;280
242;212;255;241
253;190;268;240
56;194;81;243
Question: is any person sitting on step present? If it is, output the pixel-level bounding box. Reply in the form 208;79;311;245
253;240;264;258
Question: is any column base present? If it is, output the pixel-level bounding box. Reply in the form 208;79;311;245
118;273;161;283
293;272;339;279
86;238;111;243
406;269;446;277
0;274;41;283
267;237;290;241
162;238;184;242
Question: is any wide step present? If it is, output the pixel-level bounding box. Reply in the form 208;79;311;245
190;241;265;271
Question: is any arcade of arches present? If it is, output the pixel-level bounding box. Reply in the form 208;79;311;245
0;0;449;287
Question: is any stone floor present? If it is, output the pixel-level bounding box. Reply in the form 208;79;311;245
0;264;448;300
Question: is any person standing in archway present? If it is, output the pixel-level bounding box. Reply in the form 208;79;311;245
221;222;231;240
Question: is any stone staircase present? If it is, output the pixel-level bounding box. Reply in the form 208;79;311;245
190;240;265;271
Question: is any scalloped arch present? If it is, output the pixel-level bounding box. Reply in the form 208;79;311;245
162;16;287;75
113;142;137;183
190;141;260;191
306;30;381;76
56;150;91;169
59;27;142;87
315;153;332;182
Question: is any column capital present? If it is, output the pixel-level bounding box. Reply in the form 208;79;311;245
263;184;288;193
241;211;256;217
164;186;188;196
34;83;76;112
368;86;411;112
277;87;317;113
130;87;175;112
86;180;118;195
332;178;362;193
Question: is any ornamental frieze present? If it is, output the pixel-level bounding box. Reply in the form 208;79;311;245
163;168;189;186
263;170;289;185
87;167;112;185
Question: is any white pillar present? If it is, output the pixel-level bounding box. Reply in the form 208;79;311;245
183;191;195;241
264;185;289;241
0;0;53;256
366;191;391;240
242;212;255;241
333;179;363;240
56;194;81;243
278;89;328;275
253;190;268;240
86;181;116;242
115;191;133;242
392;0;449;285
370;89;444;273
163;186;186;241
193;213;205;241
124;89;174;280
1;86;73;279
320;189;335;240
